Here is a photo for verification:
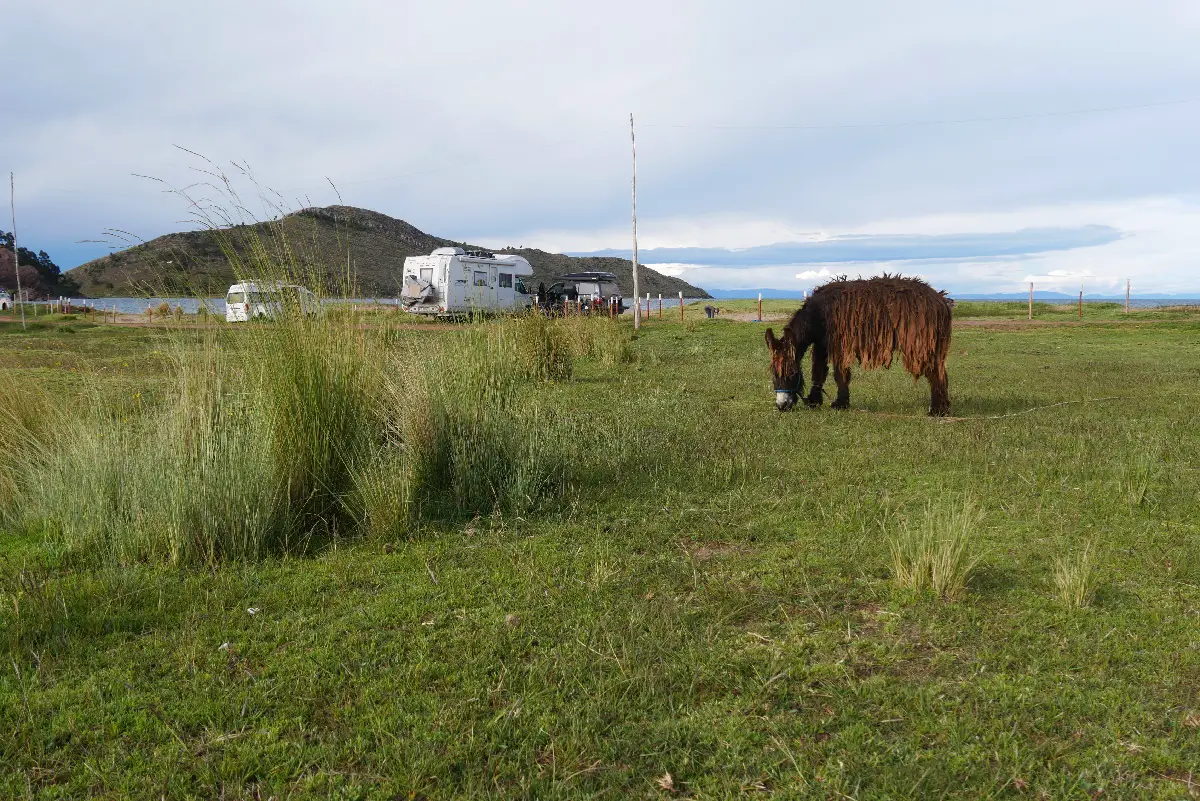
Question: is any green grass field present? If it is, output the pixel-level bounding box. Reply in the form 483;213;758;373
2;307;1199;799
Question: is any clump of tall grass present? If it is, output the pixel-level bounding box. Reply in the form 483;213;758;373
13;314;385;563
558;314;634;365
1053;542;1097;608
0;381;53;517
890;500;984;599
8;309;570;563
406;325;565;519
512;311;573;381
1115;452;1157;507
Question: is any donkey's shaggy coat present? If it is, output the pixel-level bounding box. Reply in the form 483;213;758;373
765;276;953;415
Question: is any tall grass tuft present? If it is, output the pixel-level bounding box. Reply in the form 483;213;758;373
512;311;573;381
891;500;984;599
1054;542;1097;608
406;326;565;519
13;315;386;563
0;382;53;517
558;314;634;365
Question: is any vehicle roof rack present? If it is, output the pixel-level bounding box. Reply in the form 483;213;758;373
464;249;496;259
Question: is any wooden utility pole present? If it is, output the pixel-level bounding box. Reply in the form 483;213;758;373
9;173;25;330
630;113;640;330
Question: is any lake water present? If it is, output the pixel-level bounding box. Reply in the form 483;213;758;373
36;296;717;315
30;296;1200;315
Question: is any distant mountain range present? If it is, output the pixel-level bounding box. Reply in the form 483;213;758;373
708;289;1200;300
68;206;710;299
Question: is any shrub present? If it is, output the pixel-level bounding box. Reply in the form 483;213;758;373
891;501;984;599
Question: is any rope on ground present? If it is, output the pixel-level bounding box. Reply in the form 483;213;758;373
937;396;1121;423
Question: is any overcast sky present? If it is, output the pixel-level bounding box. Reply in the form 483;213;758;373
6;1;1200;294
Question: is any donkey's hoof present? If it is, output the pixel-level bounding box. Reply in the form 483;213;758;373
830;400;850;411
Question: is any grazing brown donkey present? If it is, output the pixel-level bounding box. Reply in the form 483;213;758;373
765;276;953;416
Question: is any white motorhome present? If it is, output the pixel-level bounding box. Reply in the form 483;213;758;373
400;247;534;316
0;289;11;311
225;281;320;322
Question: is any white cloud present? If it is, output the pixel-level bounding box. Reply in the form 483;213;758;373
796;267;834;281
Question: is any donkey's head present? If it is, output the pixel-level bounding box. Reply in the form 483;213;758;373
765;327;803;411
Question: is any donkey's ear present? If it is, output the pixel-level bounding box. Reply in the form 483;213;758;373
764;328;777;348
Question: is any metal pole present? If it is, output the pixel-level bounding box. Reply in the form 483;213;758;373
630;113;640;330
9;173;26;330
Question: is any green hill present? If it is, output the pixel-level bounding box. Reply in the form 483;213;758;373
69;206;711;299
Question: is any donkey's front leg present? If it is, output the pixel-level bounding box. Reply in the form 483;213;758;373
805;344;828;408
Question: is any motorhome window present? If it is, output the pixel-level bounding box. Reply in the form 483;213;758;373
227;292;245;304
499;273;513;288
514;277;529;294
577;282;600;296
473;271;489;287
419;268;433;283
600;282;618;297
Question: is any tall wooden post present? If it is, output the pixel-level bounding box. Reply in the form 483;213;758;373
757;292;762;322
658;293;662;318
630;113;640;330
678;290;684;322
1028;282;1033;320
9;173;25;330
1125;279;1130;314
1078;285;1083;320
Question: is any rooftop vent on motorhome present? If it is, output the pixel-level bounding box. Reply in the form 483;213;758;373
432;247;465;256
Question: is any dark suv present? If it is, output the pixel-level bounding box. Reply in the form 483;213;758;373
538;271;625;314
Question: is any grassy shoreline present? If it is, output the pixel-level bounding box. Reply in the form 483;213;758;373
2;308;1199;798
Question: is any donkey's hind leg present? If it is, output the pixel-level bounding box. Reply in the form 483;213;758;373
831;365;852;410
926;362;950;417
805;344;828;407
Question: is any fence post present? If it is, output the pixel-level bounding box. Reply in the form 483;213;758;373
1028;282;1033;320
1126;279;1130;314
757;292;762;323
678;291;684;322
658;293;662;318
1078;286;1082;320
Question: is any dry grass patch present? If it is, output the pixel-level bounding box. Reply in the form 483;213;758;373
890;500;984;599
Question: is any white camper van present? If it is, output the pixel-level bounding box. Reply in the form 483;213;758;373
225;281;320;322
400;248;534;316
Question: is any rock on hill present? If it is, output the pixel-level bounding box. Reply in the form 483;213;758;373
69;206;710;299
